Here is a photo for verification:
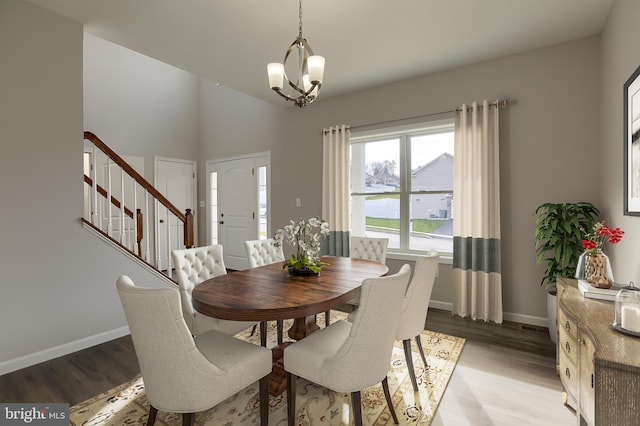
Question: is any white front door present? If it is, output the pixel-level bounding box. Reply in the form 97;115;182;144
217;157;255;270
207;153;270;271
155;157;197;270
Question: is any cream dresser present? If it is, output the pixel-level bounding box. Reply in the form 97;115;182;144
556;278;640;425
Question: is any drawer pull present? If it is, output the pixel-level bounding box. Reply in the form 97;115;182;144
565;368;571;379
565;342;571;353
565;321;571;332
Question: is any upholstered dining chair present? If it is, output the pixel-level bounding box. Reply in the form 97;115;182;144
350;236;389;264
283;264;412;426
116;275;272;426
171;245;258;338
396;250;439;392
244;238;285;344
340;236;391;316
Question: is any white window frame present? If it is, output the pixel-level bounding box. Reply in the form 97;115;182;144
350;118;454;263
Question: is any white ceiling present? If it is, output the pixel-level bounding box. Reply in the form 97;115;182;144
26;0;614;107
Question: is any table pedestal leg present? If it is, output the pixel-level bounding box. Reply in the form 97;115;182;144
269;315;320;396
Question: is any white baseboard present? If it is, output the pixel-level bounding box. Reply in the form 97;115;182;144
0;326;130;376
428;299;548;328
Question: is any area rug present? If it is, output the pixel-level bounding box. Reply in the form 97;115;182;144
70;312;464;425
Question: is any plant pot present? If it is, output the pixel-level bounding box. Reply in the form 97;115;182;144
288;266;319;276
547;291;558;345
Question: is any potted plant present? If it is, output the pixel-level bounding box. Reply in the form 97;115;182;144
274;217;330;275
533;202;600;342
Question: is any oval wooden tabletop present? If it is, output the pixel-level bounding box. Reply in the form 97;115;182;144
192;256;389;321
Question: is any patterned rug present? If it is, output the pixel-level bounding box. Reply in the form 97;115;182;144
70;312;464;425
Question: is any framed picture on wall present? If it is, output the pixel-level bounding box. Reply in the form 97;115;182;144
624;64;640;216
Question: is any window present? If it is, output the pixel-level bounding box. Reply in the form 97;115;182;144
350;119;454;256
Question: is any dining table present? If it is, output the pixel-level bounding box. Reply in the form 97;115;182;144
191;255;389;395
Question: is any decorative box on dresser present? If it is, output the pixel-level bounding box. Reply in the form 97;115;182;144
556;278;640;425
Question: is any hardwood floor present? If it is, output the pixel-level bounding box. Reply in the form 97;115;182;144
0;309;575;425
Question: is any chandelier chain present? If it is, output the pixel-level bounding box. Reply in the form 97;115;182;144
298;0;303;38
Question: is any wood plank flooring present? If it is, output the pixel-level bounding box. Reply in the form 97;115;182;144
0;309;576;425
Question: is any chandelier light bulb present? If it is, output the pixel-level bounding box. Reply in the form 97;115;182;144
307;56;325;84
267;63;285;90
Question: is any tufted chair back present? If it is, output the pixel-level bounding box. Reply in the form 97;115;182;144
171;245;227;332
244;238;285;268
350;236;389;264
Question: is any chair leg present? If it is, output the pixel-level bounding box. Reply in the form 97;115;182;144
350;391;363;426
181;412;194;426
249;323;258;336
259;374;270;426
403;339;419;392
382;377;399;424
147;405;158;426
325;310;331;326
277;320;284;345
260;321;267;347
287;372;297;426
415;334;429;368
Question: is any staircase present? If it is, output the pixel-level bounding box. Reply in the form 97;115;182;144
82;131;193;280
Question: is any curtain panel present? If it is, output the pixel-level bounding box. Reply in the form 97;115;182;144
322;125;351;256
452;101;503;323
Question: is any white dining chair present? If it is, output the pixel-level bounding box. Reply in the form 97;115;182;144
116;275;272;426
284;264;412;426
340;236;391;315
244;238;286;344
396;250;439;392
171;245;258;338
350;236;389;264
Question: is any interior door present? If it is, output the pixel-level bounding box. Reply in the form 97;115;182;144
155;157;197;270
216;157;256;270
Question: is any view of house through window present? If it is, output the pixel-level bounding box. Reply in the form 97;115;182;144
350;119;454;255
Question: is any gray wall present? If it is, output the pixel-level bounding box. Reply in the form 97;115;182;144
84;33;200;183
600;0;640;288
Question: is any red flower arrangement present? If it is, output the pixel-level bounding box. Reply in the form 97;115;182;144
581;221;624;253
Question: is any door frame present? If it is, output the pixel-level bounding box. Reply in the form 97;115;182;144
205;152;271;247
154;156;198;268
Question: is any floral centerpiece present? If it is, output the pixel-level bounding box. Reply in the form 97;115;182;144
579;221;624;288
274;217;330;275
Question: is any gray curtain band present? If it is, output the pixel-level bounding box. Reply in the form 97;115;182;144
453;236;501;273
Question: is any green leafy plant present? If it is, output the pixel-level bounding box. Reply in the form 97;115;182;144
534;202;600;293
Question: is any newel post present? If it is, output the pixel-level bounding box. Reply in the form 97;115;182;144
184;209;194;248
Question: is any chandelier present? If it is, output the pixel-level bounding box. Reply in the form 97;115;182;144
267;0;325;108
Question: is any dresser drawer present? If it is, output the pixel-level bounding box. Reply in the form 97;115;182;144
559;347;578;405
558;306;578;341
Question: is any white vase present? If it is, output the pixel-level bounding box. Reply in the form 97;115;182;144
547;291;557;345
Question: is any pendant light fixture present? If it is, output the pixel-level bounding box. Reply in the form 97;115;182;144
267;0;325;108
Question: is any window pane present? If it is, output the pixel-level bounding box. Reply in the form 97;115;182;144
258;166;267;239
409;193;453;252
352;139;400;193
410;132;454;192
209;172;218;244
352;193;400;250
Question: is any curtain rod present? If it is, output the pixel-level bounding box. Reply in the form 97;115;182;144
322;98;513;134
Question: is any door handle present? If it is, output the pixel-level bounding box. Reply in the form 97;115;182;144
159;219;165;223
